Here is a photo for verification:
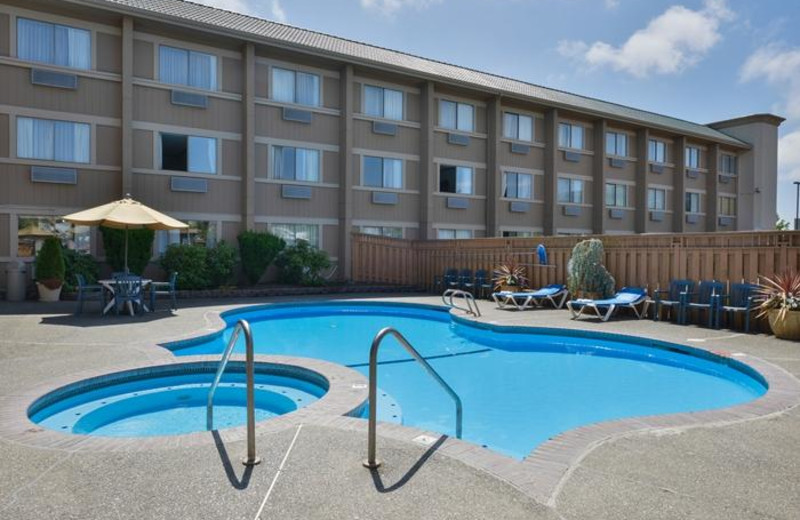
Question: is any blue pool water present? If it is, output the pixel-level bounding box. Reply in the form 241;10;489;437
31;369;326;437
166;303;767;459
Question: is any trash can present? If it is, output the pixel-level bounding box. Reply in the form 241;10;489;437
5;261;27;302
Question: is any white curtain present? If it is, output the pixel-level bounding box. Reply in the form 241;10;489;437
456;166;472;195
437;229;455;240
272;68;295;103
518;173;532;199
17;18;54;64
559;124;570;148
53;121;74;162
384;89;403;120
456;103;473;132
273;146;293;179
296;148;319;182
16;117;35;160
160;46;188;86
188;136;216;174
189;51;216;90
518;115;533;141
364;86;383;117
383;158;402;189
503;113;516;139
296;72;319;106
439;101;456;129
54;25;90;69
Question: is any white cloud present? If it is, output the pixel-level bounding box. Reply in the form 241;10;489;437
604;0;620;9
741;45;800;119
558;0;734;78
191;0;257;15
190;0;286;22
270;0;288;23
779;130;800;181
360;0;442;15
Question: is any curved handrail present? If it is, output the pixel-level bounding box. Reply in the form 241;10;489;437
442;289;481;317
364;327;463;469
206;319;260;466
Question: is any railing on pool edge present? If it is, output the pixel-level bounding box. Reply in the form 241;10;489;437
363;327;463;469
442;289;481;317
207;319;261;466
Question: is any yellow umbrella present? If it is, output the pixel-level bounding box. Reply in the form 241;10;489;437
17;223;57;238
62;195;188;272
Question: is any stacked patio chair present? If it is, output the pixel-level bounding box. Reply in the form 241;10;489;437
652;279;695;323
679;280;724;328
715;282;761;332
456;269;473;291
150;271;179;311
433;268;458;293
75;274;105;315
113;273;144;315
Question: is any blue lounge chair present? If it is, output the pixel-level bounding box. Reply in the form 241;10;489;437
75;274;105;315
716;283;760;332
493;284;569;310
680;280;723;327
567;287;649;322
150;271;178;311
652;279;694;322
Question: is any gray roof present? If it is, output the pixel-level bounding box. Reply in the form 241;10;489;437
84;0;749;146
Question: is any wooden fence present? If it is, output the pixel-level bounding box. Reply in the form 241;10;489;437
351;231;800;291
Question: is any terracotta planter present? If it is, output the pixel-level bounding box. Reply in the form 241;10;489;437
499;284;521;293
768;309;800;340
36;283;62;302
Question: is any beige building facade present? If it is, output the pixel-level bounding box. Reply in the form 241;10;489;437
0;0;784;288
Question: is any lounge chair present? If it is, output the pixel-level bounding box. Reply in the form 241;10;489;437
567;287;648;322
492;284;568;310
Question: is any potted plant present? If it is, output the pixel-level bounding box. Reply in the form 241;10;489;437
756;271;800;340
492;260;528;292
34;236;66;302
567;239;615;300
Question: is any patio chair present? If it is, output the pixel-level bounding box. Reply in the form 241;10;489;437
492;284;568;310
716;283;761;332
679;280;724;328
434;268;458;293
462;269;484;296
457;269;473;291
474;269;494;299
652;279;695;322
75;274;105;315
150;271;178;311
113;274;144;315
567;287;649;322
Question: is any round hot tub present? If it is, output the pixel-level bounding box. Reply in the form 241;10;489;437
28;362;328;437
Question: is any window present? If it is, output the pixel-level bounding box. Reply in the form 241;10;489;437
439;100;474;132
272;67;320;107
503;172;532;199
685;192;701;214
361;226;403;238
160;133;216;174
502;231;534;238
363;156;403;189
269;223;320;248
17;117;90;163
606;132;628;157
17;18;90;70
648;188;666;211
503;112;533;142
272;146;320;182
685;146;700;169
605;183;628;207
364;85;403;120
721;154;737;175
17;216;90;258
557;178;584;204
719;196;737;217
437;229;473;240
559;123;584;149
159;45;217;91
648;139;666;163
439;165;473;195
156;220;217;254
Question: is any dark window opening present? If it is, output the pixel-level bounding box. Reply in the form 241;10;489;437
161;133;188;172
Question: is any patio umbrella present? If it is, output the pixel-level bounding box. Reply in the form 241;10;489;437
17;223;57;237
62;195;188;272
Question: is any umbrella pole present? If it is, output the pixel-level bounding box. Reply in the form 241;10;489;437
124;227;129;274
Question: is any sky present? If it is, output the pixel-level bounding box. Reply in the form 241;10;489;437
193;0;800;225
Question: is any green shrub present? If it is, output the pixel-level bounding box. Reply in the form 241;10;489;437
35;236;66;289
206;241;237;287
99;226;155;275
238;231;285;285
63;249;99;292
275;240;331;286
567;239;615;299
160;244;209;290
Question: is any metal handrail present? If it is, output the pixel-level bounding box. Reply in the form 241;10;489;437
206;319;261;466
363;327;462;469
442;288;481;317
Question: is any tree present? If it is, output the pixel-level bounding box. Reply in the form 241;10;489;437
776;218;791;231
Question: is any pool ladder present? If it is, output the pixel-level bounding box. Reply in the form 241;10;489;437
207;319;261;466
363;327;463;469
442;289;481;317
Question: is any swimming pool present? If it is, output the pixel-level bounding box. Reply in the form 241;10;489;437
165;302;767;459
29;362;327;437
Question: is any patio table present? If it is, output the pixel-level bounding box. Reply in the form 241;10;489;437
99;278;152;316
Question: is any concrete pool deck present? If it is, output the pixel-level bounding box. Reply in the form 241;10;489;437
0;293;798;519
